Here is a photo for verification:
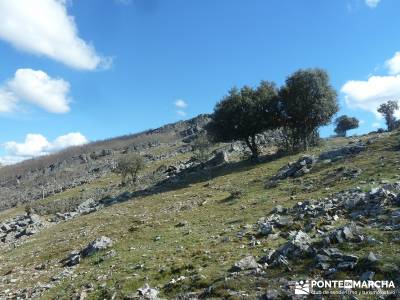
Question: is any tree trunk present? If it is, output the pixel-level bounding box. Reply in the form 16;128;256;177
304;134;309;151
245;136;259;159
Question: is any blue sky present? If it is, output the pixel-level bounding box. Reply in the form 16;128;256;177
0;0;399;164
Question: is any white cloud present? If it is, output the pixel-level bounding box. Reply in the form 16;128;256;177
49;132;88;151
1;132;88;165
4;134;50;157
176;110;186;117
365;0;381;8
341;74;400;118
385;52;400;75
0;0;109;70
372;122;381;128
0;68;71;114
174;99;188;109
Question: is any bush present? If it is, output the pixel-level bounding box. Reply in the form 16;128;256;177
191;132;211;164
30;197;84;216
115;153;145;185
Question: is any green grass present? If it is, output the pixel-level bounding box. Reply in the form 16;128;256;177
1;131;400;299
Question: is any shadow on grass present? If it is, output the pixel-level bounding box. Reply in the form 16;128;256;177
100;151;286;208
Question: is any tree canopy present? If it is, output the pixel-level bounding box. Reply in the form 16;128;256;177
278;68;338;150
377;100;399;131
206;81;279;158
334;115;359;137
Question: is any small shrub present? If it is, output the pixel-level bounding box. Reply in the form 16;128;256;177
115;153;145;185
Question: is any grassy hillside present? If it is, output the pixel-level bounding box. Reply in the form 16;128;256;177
1;130;399;299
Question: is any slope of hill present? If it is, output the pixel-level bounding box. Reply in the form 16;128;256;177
0;115;211;211
0;126;399;299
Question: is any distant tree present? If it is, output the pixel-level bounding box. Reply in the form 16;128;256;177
115;153;145;185
278;68;338;151
191;131;211;164
334;115;359;137
377;100;399;131
206;81;279;158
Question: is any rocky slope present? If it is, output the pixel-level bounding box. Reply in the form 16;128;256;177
0;115;211;211
0;124;399;299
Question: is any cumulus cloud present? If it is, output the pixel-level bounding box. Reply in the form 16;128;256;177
0;68;71;114
341;74;400;118
372;122;381;128
0;0;109;70
385;52;400;75
365;0;381;8
174;99;188;109
1;132;88;165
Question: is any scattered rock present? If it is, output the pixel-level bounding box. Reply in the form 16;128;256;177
81;236;113;257
360;271;375;281
271;155;316;181
319;144;366;161
231;255;259;271
137;284;160;300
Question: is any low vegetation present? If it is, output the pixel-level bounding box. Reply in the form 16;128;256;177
115;153;145;185
0;130;399;299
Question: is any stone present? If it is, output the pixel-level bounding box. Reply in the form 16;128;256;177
342;254;358;262
232;255;258;271
263;289;279;299
137;284;160;300
77;198;101;215
272;205;285;214
366;252;378;263
271;155;316;181
319;144;366;161
360;271;375;281
276;216;294;228
259;222;274;235
61;250;81;267
206;151;229;167
336;261;356;270
81;236;113;257
276;231;312;259
342;226;354;240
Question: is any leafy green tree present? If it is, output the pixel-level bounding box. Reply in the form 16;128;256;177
115;153;145;185
377;100;399;131
206;81;279;158
334;115;359;137
278;68;338;151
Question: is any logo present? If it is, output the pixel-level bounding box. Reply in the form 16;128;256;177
290;278;396;296
294;280;310;295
